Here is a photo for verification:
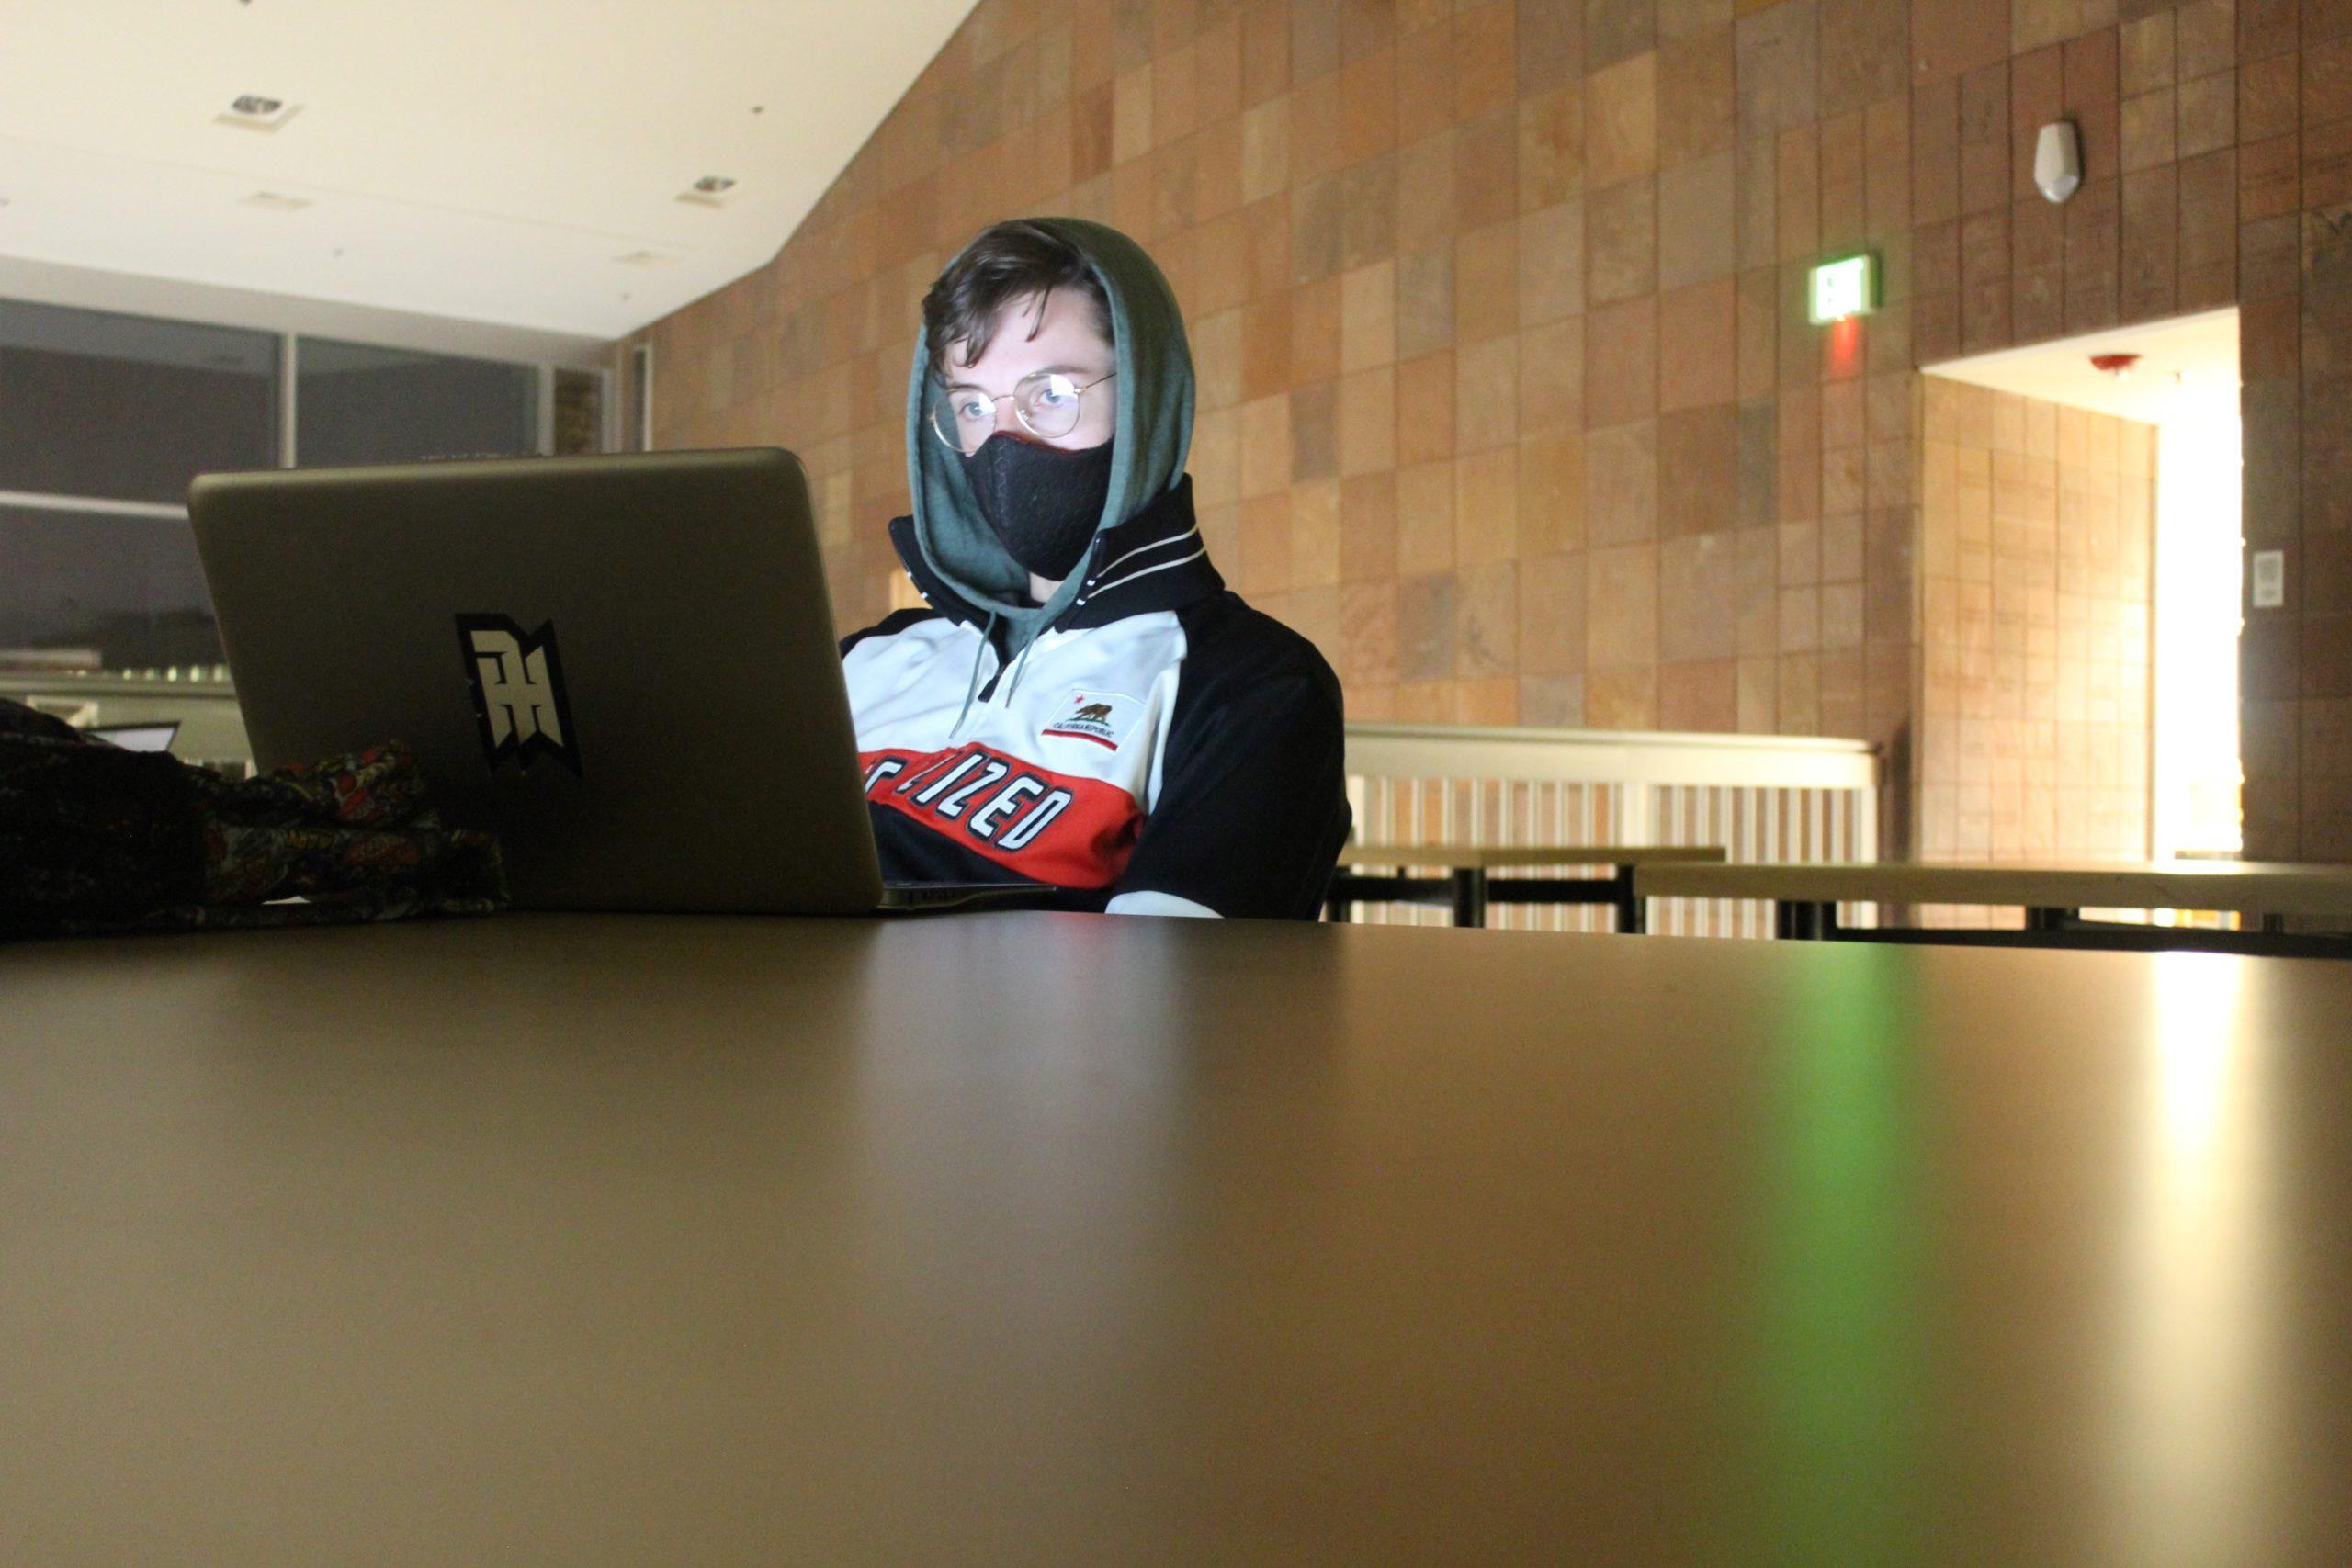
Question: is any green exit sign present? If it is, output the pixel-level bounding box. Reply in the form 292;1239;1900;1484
1809;253;1879;324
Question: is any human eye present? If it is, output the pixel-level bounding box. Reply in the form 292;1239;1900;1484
952;393;992;421
1031;374;1079;407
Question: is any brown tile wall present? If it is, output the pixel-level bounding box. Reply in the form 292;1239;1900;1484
1918;378;2154;863
626;0;2352;863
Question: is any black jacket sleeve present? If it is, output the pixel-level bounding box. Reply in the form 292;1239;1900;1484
838;606;943;659
1112;595;1351;919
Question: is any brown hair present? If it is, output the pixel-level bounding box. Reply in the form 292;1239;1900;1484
921;220;1111;384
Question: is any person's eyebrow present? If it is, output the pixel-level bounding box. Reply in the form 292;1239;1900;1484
944;362;1102;391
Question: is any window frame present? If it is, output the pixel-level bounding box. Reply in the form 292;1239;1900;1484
1;298;612;674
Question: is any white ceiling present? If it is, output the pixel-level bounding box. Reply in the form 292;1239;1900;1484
0;0;974;345
1924;308;2241;424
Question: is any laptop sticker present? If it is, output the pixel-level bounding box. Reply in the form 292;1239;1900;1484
458;614;582;774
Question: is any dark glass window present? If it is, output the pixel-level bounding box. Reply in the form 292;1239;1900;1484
0;299;278;503
0;503;222;670
0;297;594;676
296;339;537;467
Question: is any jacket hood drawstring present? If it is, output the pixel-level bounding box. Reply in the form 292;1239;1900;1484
948;565;1080;738
951;607;1000;739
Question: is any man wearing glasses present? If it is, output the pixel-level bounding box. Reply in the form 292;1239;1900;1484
838;218;1349;919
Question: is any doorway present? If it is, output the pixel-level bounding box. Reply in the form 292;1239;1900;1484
1919;309;2243;865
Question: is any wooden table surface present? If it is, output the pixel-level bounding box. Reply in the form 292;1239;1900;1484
1637;858;2352;918
6;913;2350;1565
1338;841;1725;870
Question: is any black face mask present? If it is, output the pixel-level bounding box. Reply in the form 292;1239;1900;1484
958;434;1113;582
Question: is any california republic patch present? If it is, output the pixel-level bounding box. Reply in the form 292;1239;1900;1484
1041;688;1141;750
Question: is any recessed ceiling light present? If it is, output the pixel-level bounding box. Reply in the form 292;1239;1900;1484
218;95;302;131
677;175;739;208
240;190;312;212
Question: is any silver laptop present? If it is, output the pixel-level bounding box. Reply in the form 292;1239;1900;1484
187;447;1021;915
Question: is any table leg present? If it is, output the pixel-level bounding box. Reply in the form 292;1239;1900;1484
1452;868;1489;928
1612;865;1645;934
1773;900;1831;940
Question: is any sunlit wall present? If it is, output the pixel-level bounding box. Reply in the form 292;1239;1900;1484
2152;397;2243;858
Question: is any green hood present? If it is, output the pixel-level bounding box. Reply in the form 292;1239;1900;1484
901;218;1196;646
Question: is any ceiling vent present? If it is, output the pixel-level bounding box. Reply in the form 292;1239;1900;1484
676;175;739;208
240;190;313;213
218;95;302;131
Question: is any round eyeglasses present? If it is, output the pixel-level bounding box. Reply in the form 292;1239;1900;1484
929;368;1117;455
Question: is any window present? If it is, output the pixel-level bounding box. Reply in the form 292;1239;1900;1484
0;299;277;503
0;502;221;670
294;338;538;467
0;299;278;670
1;297;608;675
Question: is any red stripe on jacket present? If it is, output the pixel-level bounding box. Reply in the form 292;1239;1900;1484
860;744;1142;889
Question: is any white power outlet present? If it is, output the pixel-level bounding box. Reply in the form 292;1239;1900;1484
2251;549;2286;609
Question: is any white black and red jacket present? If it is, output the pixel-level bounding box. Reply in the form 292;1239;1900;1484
840;476;1350;919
